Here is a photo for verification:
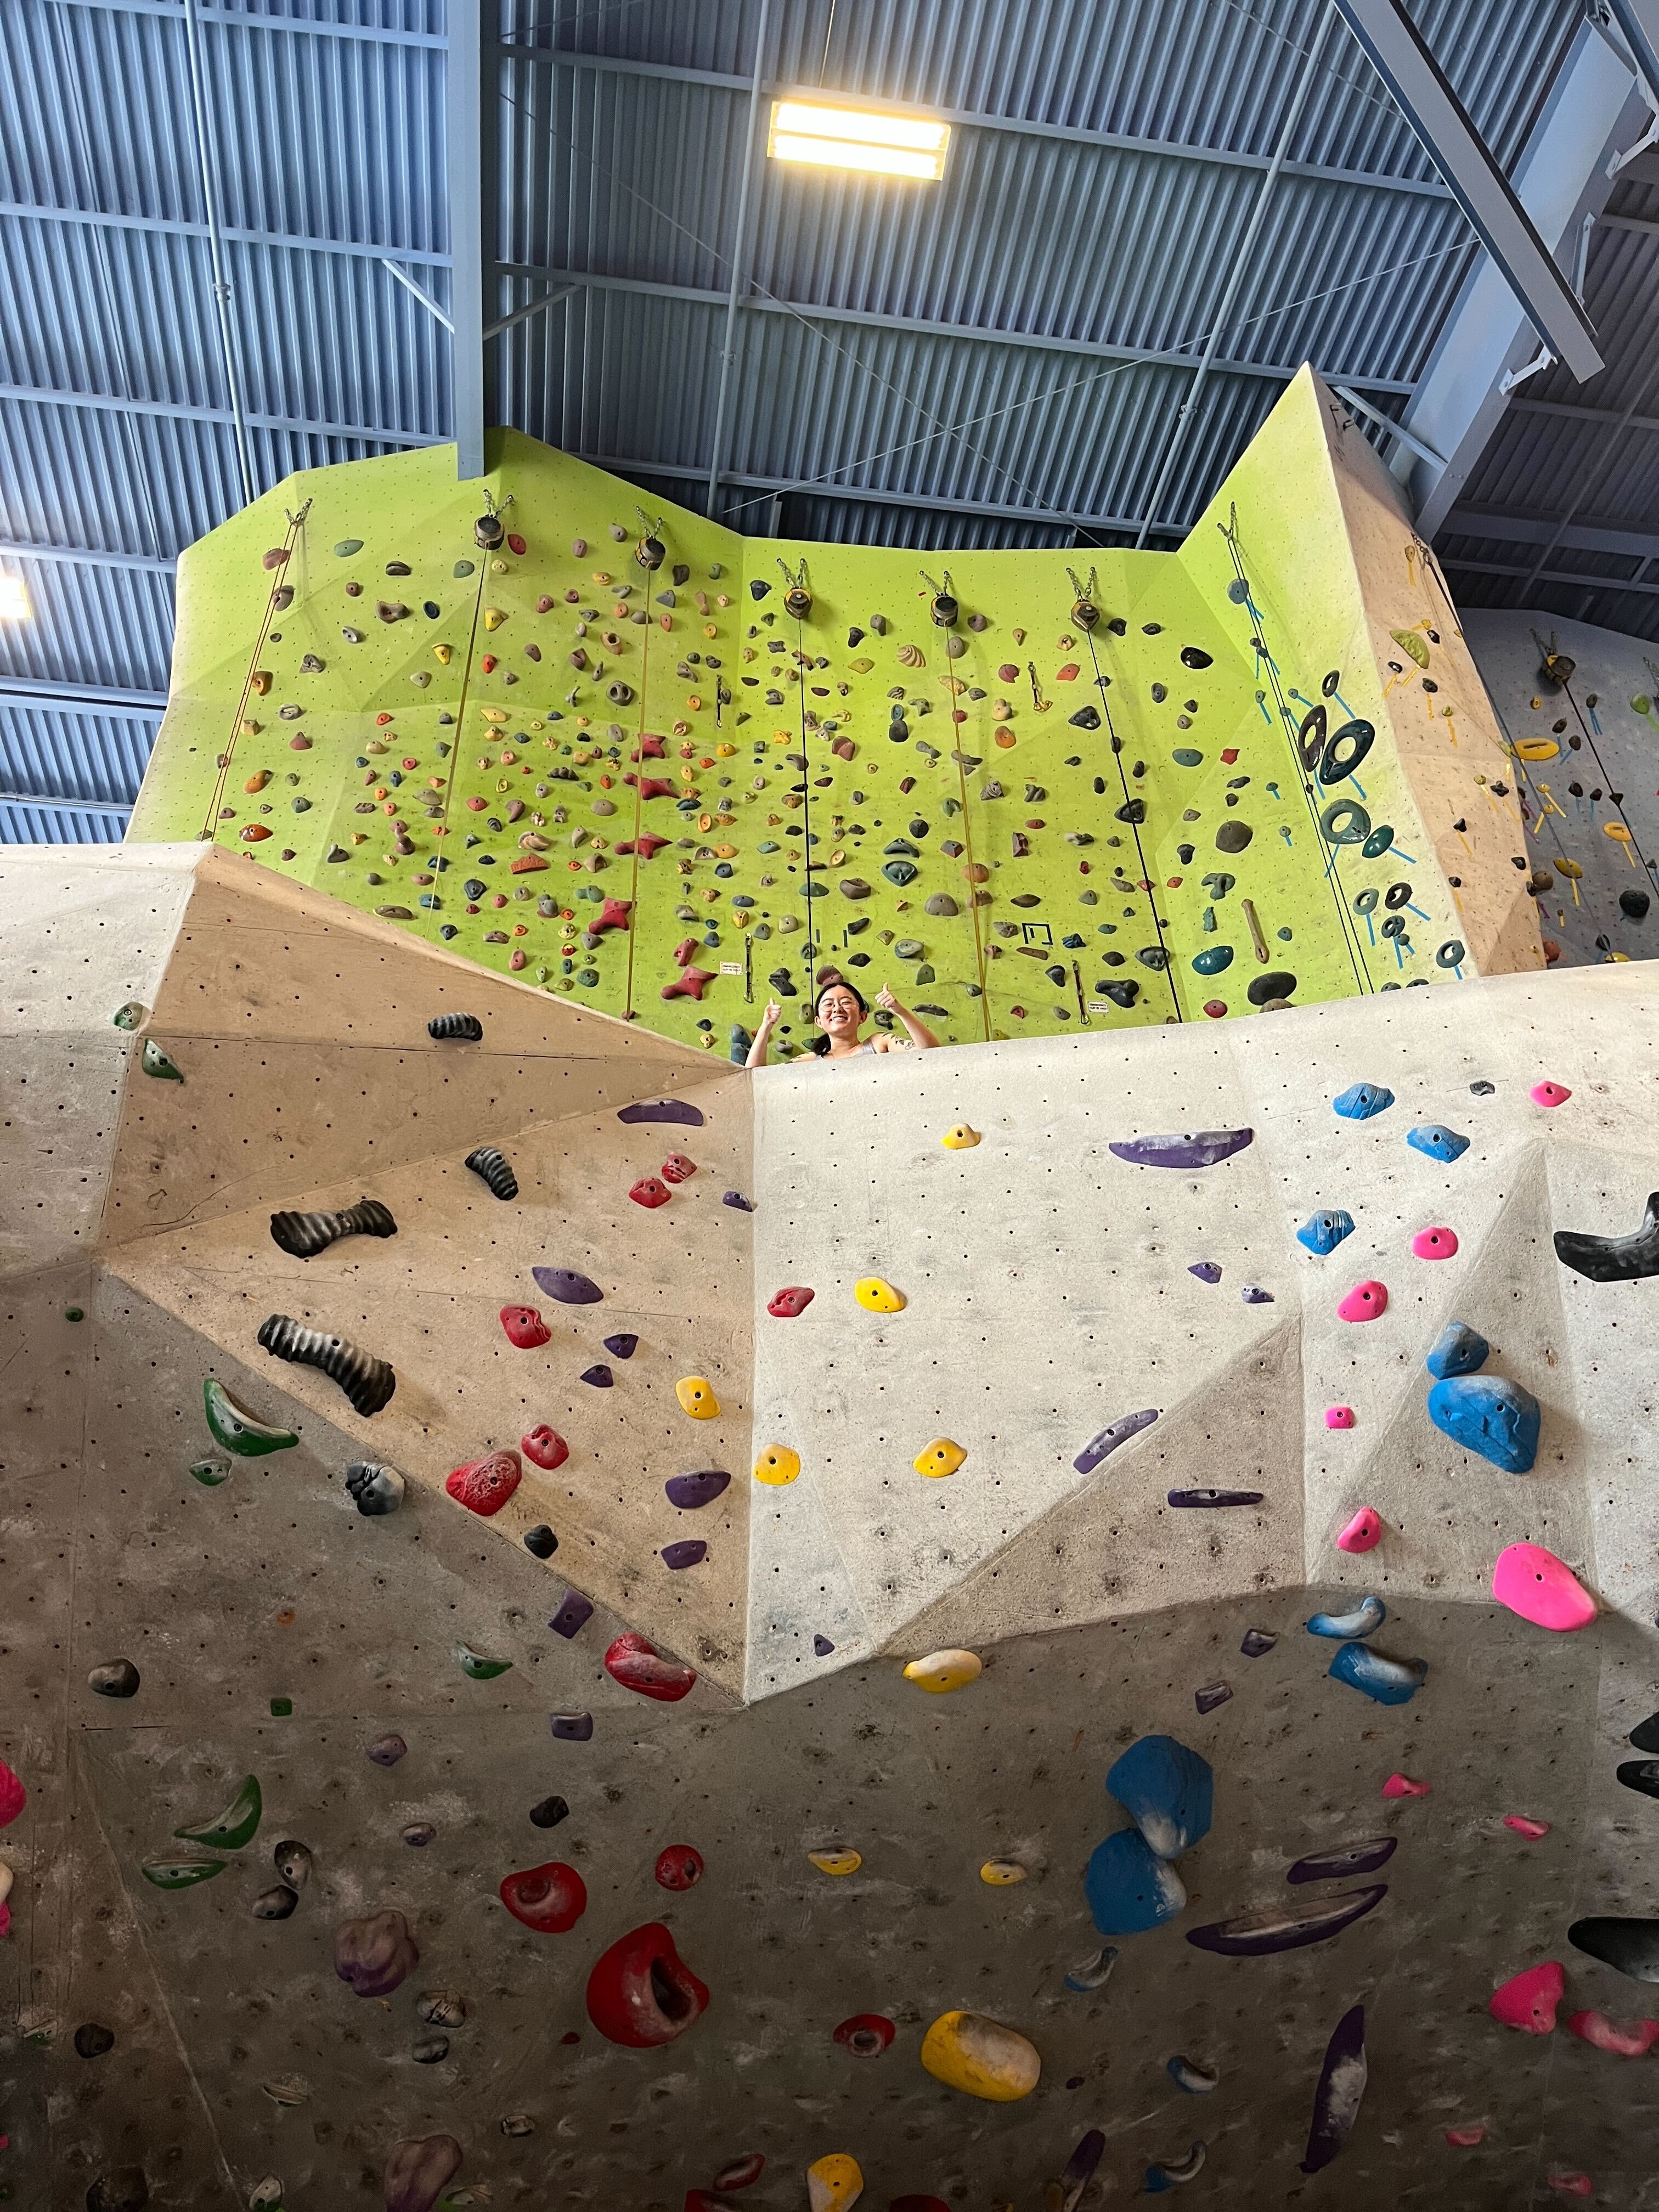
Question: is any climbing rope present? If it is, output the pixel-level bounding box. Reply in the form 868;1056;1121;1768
620;616;652;1020
199;498;310;840
1080;620;1182;1023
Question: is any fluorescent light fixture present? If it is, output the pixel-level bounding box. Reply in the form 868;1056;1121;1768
769;99;950;180
0;575;29;620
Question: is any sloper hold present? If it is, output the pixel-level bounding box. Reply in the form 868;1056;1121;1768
1186;1885;1387;1956
1618;1759;1659;1801
1554;1192;1659;1282
1085;1830;1188;1934
854;1277;905;1312
1425;1320;1488;1377
1427;1374;1539;1472
806;2153;865;2211
605;1633;696;1701
1413;1225;1459;1259
1105;1735;1213;1858
918;2010;1041;2101
1328;1641;1426;1705
1570;1918;1659;1983
1336;1506;1382;1553
768;1285;815;1318
753;1444;800;1485
1566;2010;1659;2055
1296;1209;1354;1256
1306;1595;1385;1640
532;1266;603;1304
1300;2005;1367;2173
1073;1406;1159;1474
903;1648;981;1693
1407;1123;1470;1162
617;1097;705;1126
1336;1280;1387;1322
1333;1081;1393;1119
913;1437;966;1478
677;1376;720;1419
1489;1960;1565;2033
1287;1837;1396;1883
1108;1128;1253;1169
1493;1542;1595;1630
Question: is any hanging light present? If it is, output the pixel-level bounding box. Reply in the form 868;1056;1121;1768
768;100;950;181
0;575;30;620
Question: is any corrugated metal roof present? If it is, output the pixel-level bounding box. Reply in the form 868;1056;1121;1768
9;0;1656;844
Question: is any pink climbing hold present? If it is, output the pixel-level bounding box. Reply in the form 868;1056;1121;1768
1488;1960;1565;2035
1567;2010;1659;2057
1504;1815;1550;1841
1444;2127;1486;2148
1325;1406;1355;1430
1412;1226;1459;1260
1493;1542;1596;1632
1336;1505;1383;1553
1531;1080;1572;1108
1381;1773;1430;1798
1338;1280;1388;1322
0;1759;25;1830
766;1286;815;1319
1547;2174;1592;2198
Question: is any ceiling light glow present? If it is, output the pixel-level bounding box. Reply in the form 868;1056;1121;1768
0;576;30;620
769;100;950;180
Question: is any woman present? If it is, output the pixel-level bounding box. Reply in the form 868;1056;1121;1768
746;977;939;1068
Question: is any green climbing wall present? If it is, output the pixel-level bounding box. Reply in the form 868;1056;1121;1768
131;372;1500;1057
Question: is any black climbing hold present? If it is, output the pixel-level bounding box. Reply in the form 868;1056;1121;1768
270;1197;396;1260
1622;889;1651;920
1180;646;1213;670
1215;821;1252;854
1296;704;1327;771
550;1713;594;1741
1115;799;1146;825
465;1146;518;1200
1318;719;1374;785
530;1794;570;1828
257;1316;396;1417
580;1364;614;1388
1384;882;1412;910
1554;1193;1659;1283
74;2023;116;2059
345;1463;405;1516
1617;1759;1659;1801
749;578;771;599
88;1659;140;1699
1167;1488;1264;1508
1070;705;1101;730
1321;669;1340;697
428;1012;484;1041
523;1525;558;1559
1470;1080;1496;1096
1103;981;1140;1008
1569;1917;1659;1983
1248;972;1296;1005
252;1883;300;1920
1240;1628;1277;1658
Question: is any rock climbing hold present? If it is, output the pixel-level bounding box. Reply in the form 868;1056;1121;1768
88;1659;140;1699
140;1855;227;1890
1408;1124;1470;1163
1554;1192;1659;1282
203;1379;297;1458
1413;1226;1459;1260
941;1124;981;1149
550;1713;593;1741
140;1038;183;1081
1329;1641;1425;1705
768;1285;815;1317
806;1848;862;1876
1288;1838;1396;1883
500;1305;551;1349
335;1909;419;1997
665;1468;730;1509
548;1589;594;1638
175;1774;262;1851
913;1437;966;1478
753;1444;800;1485
605;1632;697;1701
1240;1284;1273;1304
579;1364;613;1388
1297;1209;1355;1256
1427;1373;1540;1472
1073;1407;1159;1473
980;1859;1028;1884
1300;2005;1367;2174
833;2013;894;2055
585;1922;709;2046
383;2135;462;2212
1504;1815;1550;1839
465;1146;519;1199
1107;1735;1213;1858
1325;1406;1355;1429
1337;1280;1387;1323
1425;1321;1488;1377
189;1454;232;1486
1335;1507;1383;1552
630;1176;672;1209
1186;1886;1387;1956
653;1844;703;1891
499;1860;588;1933
724;1189;755;1210
1306;1595;1385;1639
1333;1082;1393;1119
1108;1128;1253;1169
1167;1487;1262;1506
1188;1261;1222;1283
257;1316;396;1417
1144;2144;1206;2191
366;1734;407;1767
1493;1542;1595;1630
1530;1081;1571;1108
1489;1960;1564;2034
854;1277;905;1312
533;1265;603;1305
919;2010;1041;2101
1167;2055;1219;2094
1085;1830;1188;1934
903;1649;981;1694
270;1197;396;1259
456;1643;513;1679
676;1376;720;1418
446;1449;526;1519
660;1152;697;1183
618;1097;706;1126
805;2154;864;2211
1571;1918;1659;1983
1380;1773;1430;1798
522;1425;569;1471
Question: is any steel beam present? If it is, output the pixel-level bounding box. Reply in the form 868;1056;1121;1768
1607;0;1659;102
0;789;134;817
1511;395;1659;435
483;284;577;342
0;380;444;447
1;198;450;269
0;676;167;712
1440;553;1659;602
47;0;445;49
446;0;486;479
1331;0;1601;379
1387;23;1643;533
0;540;176;575
380;258;454;332
495;261;1415;396
1443;506;1659;561
703;0;772;521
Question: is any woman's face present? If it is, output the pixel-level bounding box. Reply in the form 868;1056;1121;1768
816;987;864;1039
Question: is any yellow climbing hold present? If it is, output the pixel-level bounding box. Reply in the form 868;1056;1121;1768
806;1847;862;1877
1556;857;1583;878
855;1277;906;1313
979;1860;1027;1886
903;1647;982;1694
1390;627;1431;669
753;1443;802;1486
806;2153;864;2212
675;1376;720;1420
941;1123;981;1149
919;2010;1041;2102
483;606;506;630
432;642;453;664
913;1438;966;1479
1515;737;1558;760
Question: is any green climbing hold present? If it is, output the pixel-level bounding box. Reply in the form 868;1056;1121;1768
269;1697;293;1717
141;1857;228;1891
453;560;475;578
111;1001;146;1030
64;1306;84;1323
1360;824;1394;857
1192;945;1234;975
203;1379;298;1458
1172;748;1203;768
174;1774;262;1852
141;1039;183;1081
334;539;364;557
189;1456;232;1487
456;1643;513;1679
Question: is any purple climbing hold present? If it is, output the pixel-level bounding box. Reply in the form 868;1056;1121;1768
1186;1886;1387;1956
1194;1681;1232;1715
1108;1128;1254;1170
603;1333;639;1359
1074;1407;1160;1475
1288;1838;1396;1884
665;1469;730;1510
723;1191;754;1211
1300;2005;1367;2174
368;1734;408;1768
1240;1285;1274;1304
548;1591;594;1640
617;1098;705;1127
1188;1262;1222;1284
580;1364;613;1388
813;1634;835;1656
1168;1488;1263;1508
550;1713;594;1742
1240;1628;1278;1658
662;1540;707;1570
533;1266;603;1304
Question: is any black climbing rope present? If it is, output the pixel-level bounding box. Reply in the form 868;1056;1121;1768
1079;620;1183;1023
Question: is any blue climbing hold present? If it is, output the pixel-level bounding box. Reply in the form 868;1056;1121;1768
1306;1595;1385;1640
1296;1209;1355;1256
1408;1123;1470;1163
1084;1829;1188;1936
1191;945;1233;975
1327;1641;1427;1706
1425;1321;1488;1378
1426;1374;1539;1473
1106;1735;1213;1859
1333;1082;1393;1120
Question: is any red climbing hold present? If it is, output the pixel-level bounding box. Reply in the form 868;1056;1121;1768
631;732;667;761
631;1177;672;1209
585;1921;710;2047
0;1759;25;1830
653;1844;704;1892
1488;1960;1564;2034
710;2156;766;2191
594;898;633;933
522;1425;569;1471
625;774;675;800
768;1286;815;1318
445;1449;523;1517
1444;2128;1485;2148
1202;1000;1227;1019
500;1305;551;1349
832;2013;895;2056
499;1860;588;1934
604;1632;697;1702
891;2200;951;2212
634;832;672;859
660;1153;698;1183
662;968;715;1001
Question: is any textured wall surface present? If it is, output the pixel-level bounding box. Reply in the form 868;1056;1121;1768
3;844;1656;2212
